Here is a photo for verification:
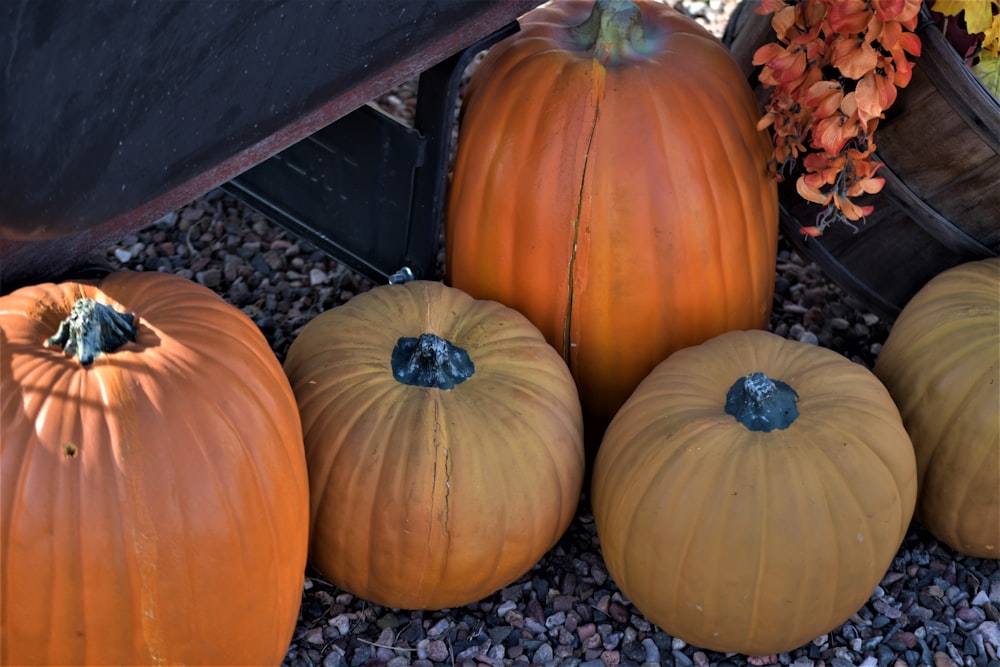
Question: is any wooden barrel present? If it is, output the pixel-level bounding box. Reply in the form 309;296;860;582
723;1;999;319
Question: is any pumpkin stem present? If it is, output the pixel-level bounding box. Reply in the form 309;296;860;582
724;371;799;432
391;333;475;390
570;0;648;65
45;298;138;367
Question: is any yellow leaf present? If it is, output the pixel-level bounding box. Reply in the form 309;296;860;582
973;50;1000;97
932;0;997;35
982;9;1000;57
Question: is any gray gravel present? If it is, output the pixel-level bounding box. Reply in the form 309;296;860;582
102;190;1000;667
100;1;998;665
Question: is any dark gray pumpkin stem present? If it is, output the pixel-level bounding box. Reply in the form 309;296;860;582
391;333;474;390
724;371;799;432
570;0;648;65
46;298;137;367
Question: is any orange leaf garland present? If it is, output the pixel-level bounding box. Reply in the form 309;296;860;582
753;0;922;234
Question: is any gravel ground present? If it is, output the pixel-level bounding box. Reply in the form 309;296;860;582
99;1;999;665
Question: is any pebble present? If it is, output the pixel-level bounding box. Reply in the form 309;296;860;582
427;619;450;639
798;330;819;345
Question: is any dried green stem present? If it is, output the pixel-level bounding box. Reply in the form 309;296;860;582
724;371;799;432
45;298;137;366
391;333;474;390
570;0;648;65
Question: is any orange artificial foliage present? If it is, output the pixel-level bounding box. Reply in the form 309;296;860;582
754;0;922;235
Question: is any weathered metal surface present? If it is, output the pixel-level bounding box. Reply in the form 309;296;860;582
0;0;541;288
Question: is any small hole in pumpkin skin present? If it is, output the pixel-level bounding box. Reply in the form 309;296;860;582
63;443;78;459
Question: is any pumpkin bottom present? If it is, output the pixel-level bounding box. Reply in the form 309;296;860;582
596;515;900;655
917;480;1000;560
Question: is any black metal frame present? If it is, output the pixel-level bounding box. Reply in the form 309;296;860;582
220;22;519;285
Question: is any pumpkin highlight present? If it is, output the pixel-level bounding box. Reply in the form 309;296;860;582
0;271;310;666
874;257;1000;559
591;330;917;655
283;281;586;610
446;0;779;426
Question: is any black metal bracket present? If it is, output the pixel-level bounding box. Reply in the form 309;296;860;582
221;21;520;285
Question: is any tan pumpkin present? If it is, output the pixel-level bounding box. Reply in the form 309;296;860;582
0;271;309;666
591;329;917;655
874;257;999;559
283;281;585;609
446;0;778;427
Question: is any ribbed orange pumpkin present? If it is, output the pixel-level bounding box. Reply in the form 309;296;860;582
591;330;917;655
874;258;999;559
283;281;585;610
0;271;309;666
446;0;778;426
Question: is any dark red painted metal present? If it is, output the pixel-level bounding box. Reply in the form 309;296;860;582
0;0;541;289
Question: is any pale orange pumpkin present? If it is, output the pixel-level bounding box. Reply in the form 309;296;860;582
591;329;917;655
446;0;779;426
283;281;585;610
0;271;309;666
874;258;999;559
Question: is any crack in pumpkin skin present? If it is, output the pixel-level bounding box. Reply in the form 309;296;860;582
564;61;605;364
429;399;450;543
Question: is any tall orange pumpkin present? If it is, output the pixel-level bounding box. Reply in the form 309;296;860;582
446;0;779;425
0;271;309;666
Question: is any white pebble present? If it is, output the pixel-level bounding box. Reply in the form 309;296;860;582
427;618;450;638
310;268;328;286
974;619;1000;645
798;331;819;345
327;613;351;636
496;600;517;618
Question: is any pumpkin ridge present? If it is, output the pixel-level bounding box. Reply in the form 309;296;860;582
361;387;413;598
806;410;909;512
99;394;168;663
744;436;770;647
917;362;992;521
807;445;874;620
191;366;303;601
784;453;830;644
304;376;393;543
503;385;577;551
945;441;991;547
605;417;721;616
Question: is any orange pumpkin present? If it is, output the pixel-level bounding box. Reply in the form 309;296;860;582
283;281;585;610
0;271;309;666
591;330;917;655
446;0;778;426
874;258;999;558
